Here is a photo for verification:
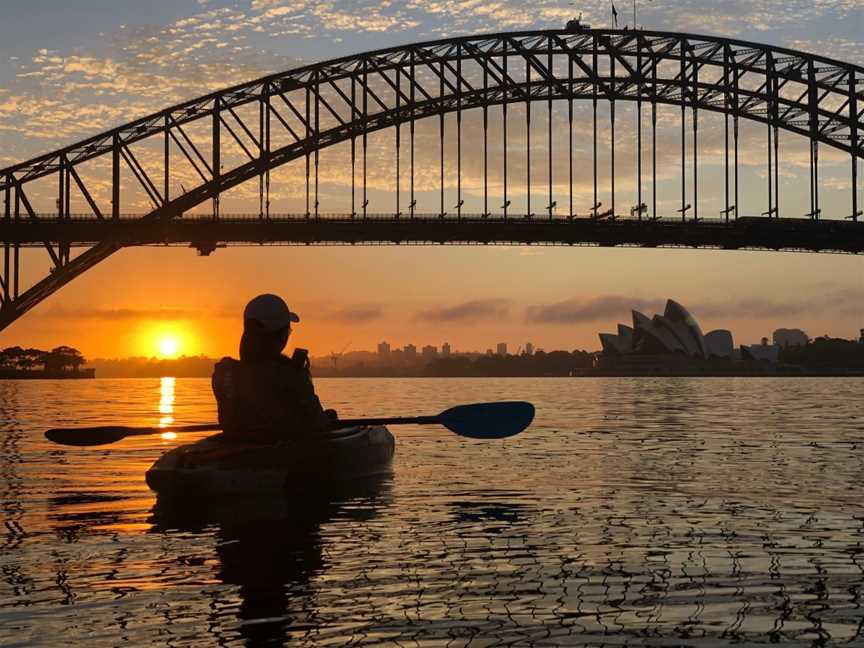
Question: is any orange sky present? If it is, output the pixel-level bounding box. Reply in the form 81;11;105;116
0;1;862;360
2;242;861;360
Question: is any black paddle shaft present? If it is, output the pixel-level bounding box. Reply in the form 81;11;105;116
336;416;438;427
45;401;534;446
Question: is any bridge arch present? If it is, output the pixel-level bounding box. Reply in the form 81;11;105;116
1;29;863;330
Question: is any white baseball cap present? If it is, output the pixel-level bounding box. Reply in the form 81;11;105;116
243;294;300;332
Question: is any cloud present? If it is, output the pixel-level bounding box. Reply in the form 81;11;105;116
42;306;208;321
251;0;286;10
405;0;863;38
694;292;864;320
692;299;810;320
526;296;664;324
0;5;300;147
417;299;512;322
1;0;861;214
788;37;864;65
525;290;864;326
327;305;385;322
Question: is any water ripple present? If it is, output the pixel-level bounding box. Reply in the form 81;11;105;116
0;377;862;646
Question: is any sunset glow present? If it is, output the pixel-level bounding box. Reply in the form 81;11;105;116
2;3;864;646
130;323;204;361
0;0;861;361
158;337;179;359
138;325;198;360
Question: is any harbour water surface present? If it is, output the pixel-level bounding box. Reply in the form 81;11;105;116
1;377;863;646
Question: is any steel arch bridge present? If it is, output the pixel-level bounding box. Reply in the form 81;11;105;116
1;27;864;331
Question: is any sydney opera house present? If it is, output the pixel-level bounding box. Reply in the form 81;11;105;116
599;300;736;361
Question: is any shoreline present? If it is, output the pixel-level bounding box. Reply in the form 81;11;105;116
2;371;862;380
0;368;95;380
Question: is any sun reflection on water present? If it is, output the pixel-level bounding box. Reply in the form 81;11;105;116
158;376;175;434
5;378;864;645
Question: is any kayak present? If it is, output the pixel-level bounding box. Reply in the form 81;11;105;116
145;426;395;496
150;472;393;531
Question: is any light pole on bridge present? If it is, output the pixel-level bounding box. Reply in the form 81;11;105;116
632;0;651;29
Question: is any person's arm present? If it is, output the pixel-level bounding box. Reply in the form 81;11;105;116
211;358;237;429
287;370;331;435
277;351;332;436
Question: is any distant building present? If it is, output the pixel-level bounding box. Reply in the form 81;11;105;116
705;330;735;358
421;345;438;359
403;344;417;359
741;337;780;364
773;328;809;348
525;343;535;356
496;342;508;356
442;342;451;357
486;349;494;356
377;341;391;357
859;329;864;345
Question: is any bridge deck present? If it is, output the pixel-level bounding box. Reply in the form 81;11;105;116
2;215;863;254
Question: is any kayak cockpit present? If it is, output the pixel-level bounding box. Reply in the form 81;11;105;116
145;425;394;496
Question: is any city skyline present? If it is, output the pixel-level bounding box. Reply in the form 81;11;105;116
323;323;861;359
73;321;861;362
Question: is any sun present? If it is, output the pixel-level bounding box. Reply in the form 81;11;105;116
139;324;197;359
158;337;179;358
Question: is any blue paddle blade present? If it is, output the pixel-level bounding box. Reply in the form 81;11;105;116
438;401;535;439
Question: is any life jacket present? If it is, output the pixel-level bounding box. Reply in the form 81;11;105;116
211;350;329;443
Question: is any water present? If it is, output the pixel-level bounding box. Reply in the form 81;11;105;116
1;377;863;647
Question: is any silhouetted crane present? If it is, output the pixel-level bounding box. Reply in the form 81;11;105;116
330;341;352;371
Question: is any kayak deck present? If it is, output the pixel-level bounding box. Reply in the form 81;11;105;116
146;425;395;496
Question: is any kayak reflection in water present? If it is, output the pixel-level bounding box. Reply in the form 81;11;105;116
212;294;336;443
149;476;393;646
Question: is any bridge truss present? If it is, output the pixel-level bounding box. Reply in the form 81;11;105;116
1;28;863;330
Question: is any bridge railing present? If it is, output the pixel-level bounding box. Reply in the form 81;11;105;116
13;212;864;222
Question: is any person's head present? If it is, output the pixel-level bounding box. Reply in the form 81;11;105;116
239;294;300;362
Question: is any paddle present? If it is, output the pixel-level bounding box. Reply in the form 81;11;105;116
337;402;535;440
44;401;535;447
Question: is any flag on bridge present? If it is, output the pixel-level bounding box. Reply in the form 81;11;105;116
611;2;619;28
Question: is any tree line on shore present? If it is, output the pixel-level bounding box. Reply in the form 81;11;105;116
90;355;217;378
427;350;596;377
323;350;597;377
1;335;860;378
0;346;87;373
779;336;864;368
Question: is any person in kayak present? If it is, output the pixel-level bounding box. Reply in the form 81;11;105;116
212;294;335;443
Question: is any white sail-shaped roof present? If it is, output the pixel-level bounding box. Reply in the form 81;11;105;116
599;333;630;354
617;325;634;350
654;315;702;356
632;311;687;354
664;300;708;358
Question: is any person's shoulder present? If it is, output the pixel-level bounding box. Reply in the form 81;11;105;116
213;356;240;375
215;356;239;368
